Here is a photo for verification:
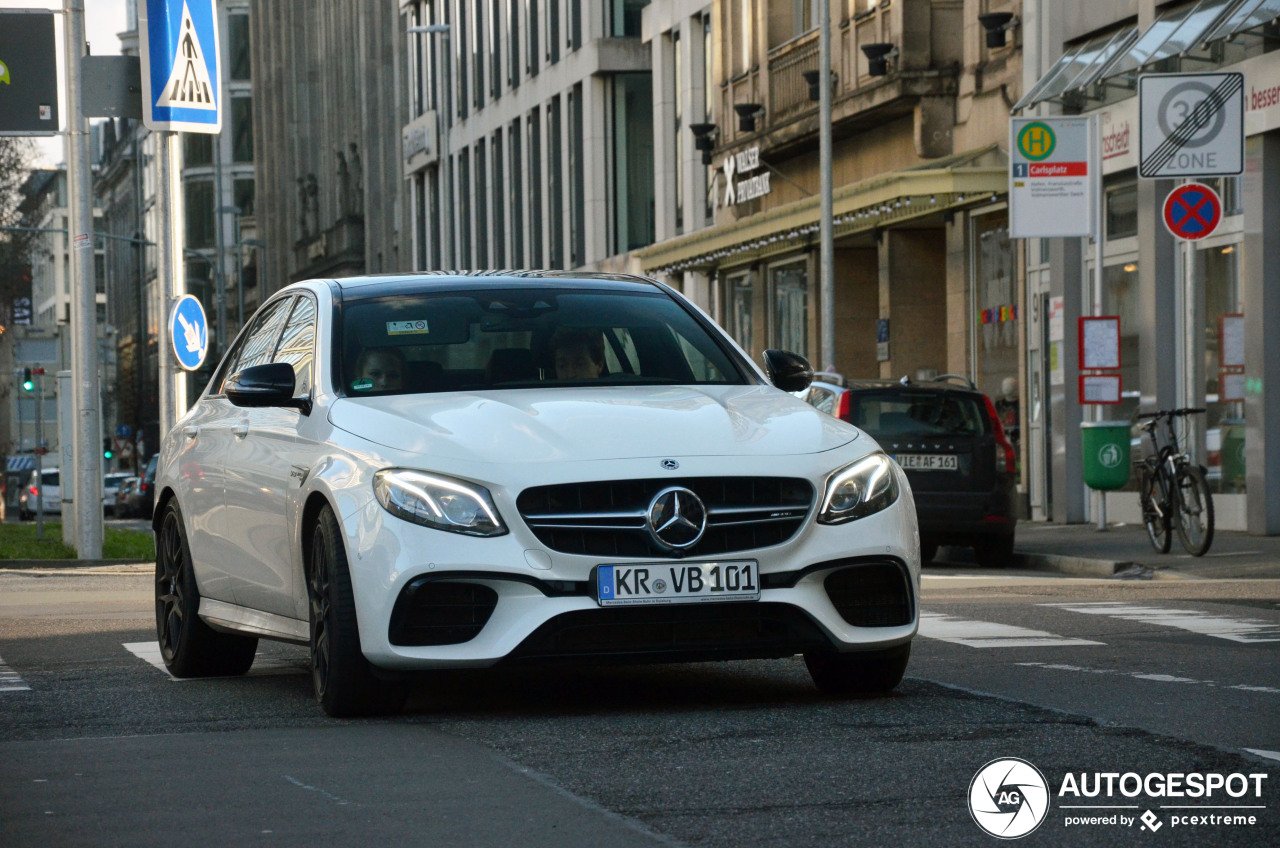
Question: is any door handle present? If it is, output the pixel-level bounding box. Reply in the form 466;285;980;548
183;426;199;439
233;424;249;438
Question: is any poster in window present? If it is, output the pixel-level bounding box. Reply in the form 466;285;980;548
1220;370;1246;402
1220;313;1245;368
1080;374;1122;404
1079;316;1121;370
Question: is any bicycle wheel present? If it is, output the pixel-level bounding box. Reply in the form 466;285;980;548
1173;464;1214;556
1139;466;1171;554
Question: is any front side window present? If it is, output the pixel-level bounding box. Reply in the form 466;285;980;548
273;296;317;397
218;296;293;392
340;288;746;395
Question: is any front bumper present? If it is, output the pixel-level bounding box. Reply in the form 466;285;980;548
342;463;920;670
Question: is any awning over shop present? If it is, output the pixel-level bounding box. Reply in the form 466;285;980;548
637;147;1007;274
1014;0;1280;112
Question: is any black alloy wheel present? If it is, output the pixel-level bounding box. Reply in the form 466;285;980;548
1140;467;1172;554
1174;465;1214;557
308;505;406;718
155;500;257;677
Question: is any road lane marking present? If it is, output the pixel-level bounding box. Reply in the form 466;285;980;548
1041;602;1280;643
917;612;1104;648
123;641;308;680
0;655;31;692
1016;662;1280;695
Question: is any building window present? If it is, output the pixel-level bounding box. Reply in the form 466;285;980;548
1105;182;1137;240
569;83;585;267
457;1;469;117
727;271;753;354
527;0;539;76
183;133;213;167
427;167;442;269
228;13;251;81
473;1;485;109
528;108;543;267
570;0;581;51
492;131;505;267
184;180;215;249
509;121;524;266
231;96;253;162
233;178;255;217
476;141;489;267
508;0;520;88
548;0;560;64
672;29;684;233
491;0;502;99
770;260;807;356
548;96;564;268
607;0;646;36
612;73;654;254
730;0;753;76
703;13;714;224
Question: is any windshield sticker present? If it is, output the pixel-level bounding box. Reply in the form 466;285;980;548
387;320;430;336
352;378;374;391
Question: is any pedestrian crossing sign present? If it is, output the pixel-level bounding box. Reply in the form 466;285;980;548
138;0;221;132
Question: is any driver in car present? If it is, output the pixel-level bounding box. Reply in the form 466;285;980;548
353;347;405;392
551;327;605;381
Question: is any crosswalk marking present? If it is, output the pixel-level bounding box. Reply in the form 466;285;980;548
123;642;308;680
0;655;31;692
1041;602;1280;643
917;612;1104;648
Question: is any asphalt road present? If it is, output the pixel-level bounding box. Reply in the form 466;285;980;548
0;565;1277;847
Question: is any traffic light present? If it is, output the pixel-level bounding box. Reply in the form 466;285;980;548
103;437;114;460
21;368;33;392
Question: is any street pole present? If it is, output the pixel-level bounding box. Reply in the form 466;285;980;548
818;0;835;371
157;131;188;443
35;373;43;540
65;0;102;558
213;147;228;353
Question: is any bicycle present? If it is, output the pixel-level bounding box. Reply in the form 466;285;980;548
1135;408;1214;557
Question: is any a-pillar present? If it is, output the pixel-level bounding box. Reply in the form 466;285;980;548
1243;132;1280;533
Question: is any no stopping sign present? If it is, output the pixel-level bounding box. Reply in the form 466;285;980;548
1163;183;1223;241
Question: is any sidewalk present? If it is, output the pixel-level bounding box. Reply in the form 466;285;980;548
1006;520;1280;580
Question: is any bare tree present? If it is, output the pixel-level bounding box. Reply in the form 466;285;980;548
0;138;43;326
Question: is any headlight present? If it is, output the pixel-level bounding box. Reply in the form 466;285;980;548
817;453;899;524
373;469;507;536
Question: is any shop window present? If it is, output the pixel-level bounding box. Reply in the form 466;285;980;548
1106;183;1138;240
973;212;1020;481
770;261;808;357
727;272;752;354
1200;243;1244;494
1102;261;1141;425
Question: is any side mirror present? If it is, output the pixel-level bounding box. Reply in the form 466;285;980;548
225;363;311;414
763;349;814;393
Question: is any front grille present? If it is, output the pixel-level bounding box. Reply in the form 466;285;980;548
516;477;814;558
823;562;913;627
388;580;499;646
506;602;831;663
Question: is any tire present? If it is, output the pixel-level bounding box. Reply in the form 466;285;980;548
805;643;910;696
1173;465;1214;557
308;505;406;718
155;501;258;677
975;534;1015;568
1140;466;1171;554
920;541;938;564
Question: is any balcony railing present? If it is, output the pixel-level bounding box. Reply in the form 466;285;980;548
767;34;820;123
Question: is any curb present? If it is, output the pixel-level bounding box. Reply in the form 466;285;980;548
1013;551;1129;577
0;558;149;570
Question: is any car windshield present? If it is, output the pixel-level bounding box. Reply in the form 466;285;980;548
849;391;988;438
339;287;746;395
40;471;60;486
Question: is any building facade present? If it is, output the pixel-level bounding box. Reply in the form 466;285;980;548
400;0;655;273
249;0;410;293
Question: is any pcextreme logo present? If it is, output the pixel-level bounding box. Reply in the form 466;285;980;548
969;759;1270;839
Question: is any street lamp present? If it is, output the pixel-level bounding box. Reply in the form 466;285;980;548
407;23;452;269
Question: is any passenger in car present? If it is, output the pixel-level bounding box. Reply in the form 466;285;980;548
353;347;405;391
551;327;605;381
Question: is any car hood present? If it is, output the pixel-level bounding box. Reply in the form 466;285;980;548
328;384;857;464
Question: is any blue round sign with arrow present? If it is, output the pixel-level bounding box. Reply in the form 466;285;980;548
169;294;209;371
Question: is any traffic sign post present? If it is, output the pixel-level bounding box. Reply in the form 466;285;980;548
1163;182;1223;241
1139;73;1244;179
169;294;210;371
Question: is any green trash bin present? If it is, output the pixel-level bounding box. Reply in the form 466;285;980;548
1081;421;1131;491
1220;418;1245;491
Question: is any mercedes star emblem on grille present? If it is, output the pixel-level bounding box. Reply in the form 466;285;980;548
646;486;707;550
661;459;679;470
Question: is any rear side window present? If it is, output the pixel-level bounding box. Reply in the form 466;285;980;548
40;471;60;486
849;391;988;437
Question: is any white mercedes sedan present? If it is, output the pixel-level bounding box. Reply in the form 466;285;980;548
154;273;920;716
